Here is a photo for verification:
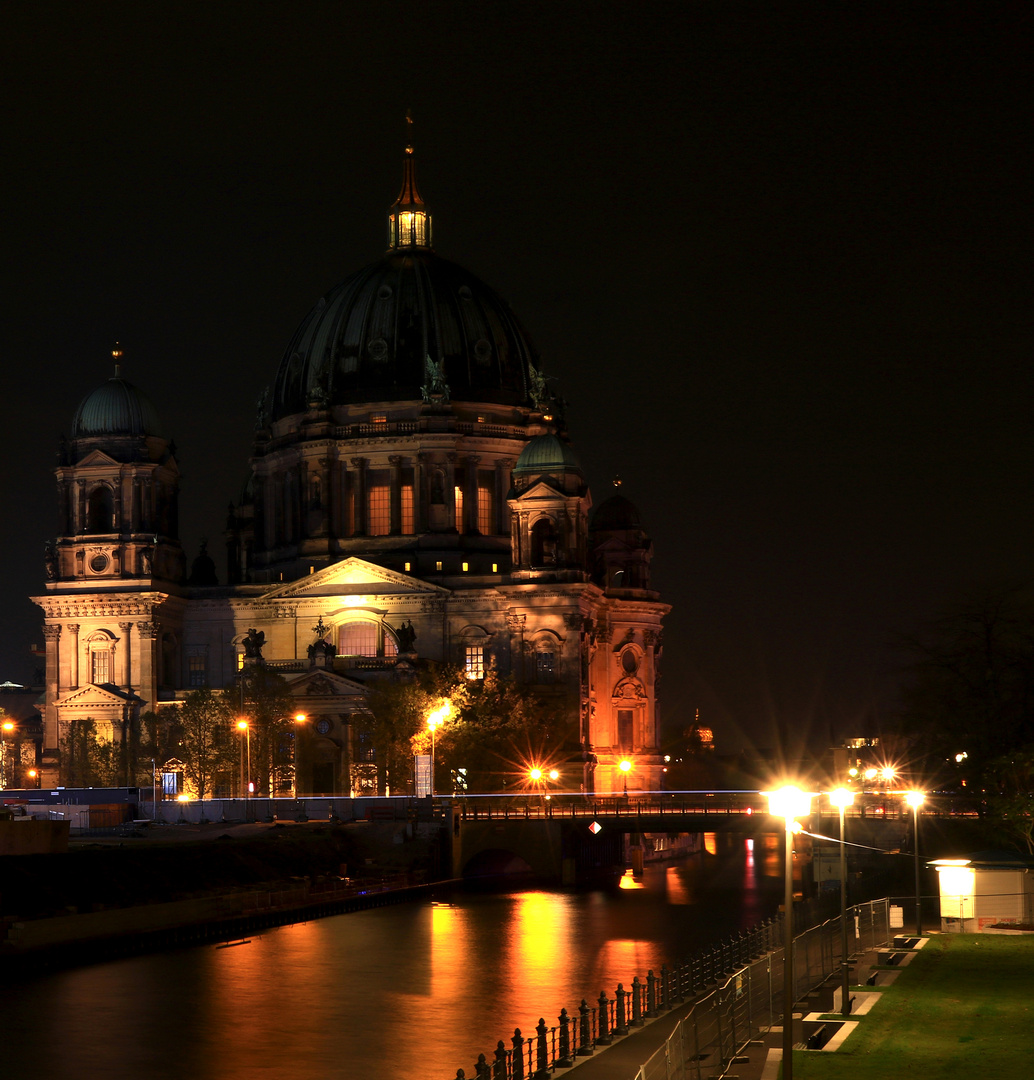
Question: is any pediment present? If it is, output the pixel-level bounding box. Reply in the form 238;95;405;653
74;448;122;469
510;478;566;502
285;669;369;700
55;683;140;710
264;557;450;600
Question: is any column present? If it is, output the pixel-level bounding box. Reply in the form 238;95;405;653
350;457;368;535
137;620;160;707
466;455;480;534
495;458;513;537
67;623;80;689
42;624;61;754
414;453;430;534
389;455;403;535
119;622;133;691
445;453;457;532
318;455;333;537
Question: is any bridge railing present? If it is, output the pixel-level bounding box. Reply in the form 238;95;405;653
450;899;892;1080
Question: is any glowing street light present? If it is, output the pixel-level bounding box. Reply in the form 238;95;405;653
829;788;855;1015
764;785;814;1080
619;758;631;796
905;790;926;936
426;701;452;797
236;719;251;798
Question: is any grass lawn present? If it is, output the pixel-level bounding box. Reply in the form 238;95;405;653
792;934;1034;1078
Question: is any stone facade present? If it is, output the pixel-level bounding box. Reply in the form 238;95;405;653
32;147;669;796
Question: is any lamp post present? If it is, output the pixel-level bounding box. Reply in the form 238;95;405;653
829;787;855;1015
237;720;251;799
0;720;13;788
619;758;631;796
905;790;925;936
291;713;307;796
426;701;451;798
765;785;813;1080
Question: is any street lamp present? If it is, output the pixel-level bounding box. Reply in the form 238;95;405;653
426;701;452;797
1;720;13;788
764;785;814;1080
236;720;251;799
905;790;926;936
619;758;631;796
291;713;307;796
829;787;855;1015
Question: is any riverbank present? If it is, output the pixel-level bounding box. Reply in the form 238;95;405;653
0;819;439;968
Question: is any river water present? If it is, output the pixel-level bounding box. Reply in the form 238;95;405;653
6;833;784;1080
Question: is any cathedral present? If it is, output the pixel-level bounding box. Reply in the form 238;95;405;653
32;140;669;797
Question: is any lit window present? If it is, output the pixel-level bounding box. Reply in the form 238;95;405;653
371;414;387;425
401;484;414;534
477;415;487;424
236;649;245;671
91;649;111;684
492;563;498;573
454;485;464;531
339;623;378;657
368;484;390;536
188;654;207;688
404;561;412;572
462;562;469;572
477;483;493;534
435;560;443;572
465;646;486;681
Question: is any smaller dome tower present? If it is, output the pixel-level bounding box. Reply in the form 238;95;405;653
507;433;592;581
589;481;656;593
50;347;184;586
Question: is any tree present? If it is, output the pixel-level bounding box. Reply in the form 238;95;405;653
177;687;236;799
896;587;1034;788
360;666;569;794
234;666;298;796
982;746;1034;854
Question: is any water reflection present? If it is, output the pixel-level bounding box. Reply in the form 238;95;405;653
7;845;781;1080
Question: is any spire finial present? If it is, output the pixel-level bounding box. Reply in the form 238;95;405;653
613;475;623;489
388;112;432;250
112;341;123;379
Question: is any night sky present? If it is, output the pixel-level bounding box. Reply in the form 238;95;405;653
3;2;1030;755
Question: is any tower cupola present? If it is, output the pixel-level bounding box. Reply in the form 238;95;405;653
387;114;432;251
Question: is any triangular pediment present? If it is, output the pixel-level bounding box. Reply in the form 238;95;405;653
285;669;370;701
264;557;450;600
55;683;141;710
510;477;567;502
74;448;122;469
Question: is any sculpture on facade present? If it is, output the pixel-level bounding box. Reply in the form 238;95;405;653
243;628;266;659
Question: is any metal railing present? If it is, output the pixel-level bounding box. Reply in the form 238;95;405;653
450;899;892;1080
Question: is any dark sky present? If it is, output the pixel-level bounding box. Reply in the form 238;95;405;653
2;1;1030;755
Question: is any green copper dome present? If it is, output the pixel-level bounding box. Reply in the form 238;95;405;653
513;433;582;476
72;374;165;439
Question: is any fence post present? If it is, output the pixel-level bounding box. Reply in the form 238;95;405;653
493;1041;507;1080
661;965;670;1010
646;969;657;1017
475;1055;490;1080
631;976;643;1025
597;991;612;1044
615;983;628;1036
534;1018;548;1080
557;1008;573;1067
577;1000;592;1056
511;1030;524;1080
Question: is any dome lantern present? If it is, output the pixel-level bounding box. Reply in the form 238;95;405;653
387;112;432;251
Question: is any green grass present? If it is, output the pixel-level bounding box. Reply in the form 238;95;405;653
793;935;1034;1079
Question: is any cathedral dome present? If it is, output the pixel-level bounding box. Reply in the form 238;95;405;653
72;372;165;439
268;250;540;421
591;493;642;531
513;433;582;477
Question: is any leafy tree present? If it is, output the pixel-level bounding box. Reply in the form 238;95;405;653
60;720;120;787
233;666;298;796
177;687;236;799
361;666;569;794
982;746;1034;854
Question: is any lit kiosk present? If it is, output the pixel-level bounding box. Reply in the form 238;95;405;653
764;785;814;1080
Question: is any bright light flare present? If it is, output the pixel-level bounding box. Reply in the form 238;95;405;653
905;790;926;809
829;787;855;809
763;785;813;822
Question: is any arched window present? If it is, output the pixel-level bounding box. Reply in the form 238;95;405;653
531;517;558;566
86;630;117;686
338;621;398;659
87;486;114;534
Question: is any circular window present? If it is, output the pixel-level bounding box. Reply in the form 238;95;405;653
621;649;638;674
315;719;332;735
377;284;393;300
368;338;388;361
474;339;492;366
458;285;472;300
90;554;109;573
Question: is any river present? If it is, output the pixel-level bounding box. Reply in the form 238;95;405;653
6;832;784;1079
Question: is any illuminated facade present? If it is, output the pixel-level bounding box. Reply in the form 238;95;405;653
33;143;669;795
